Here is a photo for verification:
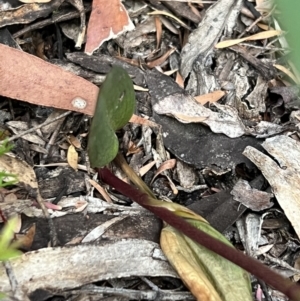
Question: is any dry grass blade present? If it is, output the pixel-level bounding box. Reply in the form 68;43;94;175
148;10;190;30
150;159;176;185
155;16;162;49
147;48;176;68
274;64;300;84
89;179;113;204
215;30;282;48
194;91;226;105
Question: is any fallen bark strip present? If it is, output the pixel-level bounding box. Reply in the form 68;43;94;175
0;239;177;295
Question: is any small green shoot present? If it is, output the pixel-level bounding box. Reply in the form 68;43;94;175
88;66;300;301
0;217;21;262
88;66;135;168
0;140;17;187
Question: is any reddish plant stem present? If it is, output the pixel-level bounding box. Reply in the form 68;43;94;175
98;167;300;301
0;209;7;223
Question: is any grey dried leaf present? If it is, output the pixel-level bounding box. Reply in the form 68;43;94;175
180;0;242;80
123;17;156;49
245;75;268;113
231;179;273;211
6;121;28;130
176;160;198;189
0;240;177;294
250;121;285;138
236;213;263;257
0;0;64;28
8;126;45;145
243;135;300;239
153;93;247;138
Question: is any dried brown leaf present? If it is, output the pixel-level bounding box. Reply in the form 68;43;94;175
0;44;98;116
16;224;36;250
147;48;176;68
67;135;81;149
85;0;134;55
126;141;142;156
139;161;157;177
67;145;78;171
89;179;112;204
155;16;162;49
129;115;159;128
194;90;226;105
215;30;282;49
151;159;176;185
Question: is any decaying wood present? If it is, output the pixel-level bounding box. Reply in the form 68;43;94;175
231;179;273;211
0;239;178;295
243;135;300;239
0;0;65;28
229;45;276;80
180;0;242;80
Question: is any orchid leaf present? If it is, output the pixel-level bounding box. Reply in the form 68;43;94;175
161;226;223;301
88;66;135;168
101;154;252;300
161;220;252;301
99;167;300;301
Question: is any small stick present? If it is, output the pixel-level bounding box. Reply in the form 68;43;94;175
4;111;72;143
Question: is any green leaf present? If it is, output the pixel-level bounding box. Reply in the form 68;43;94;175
88;66;135;168
0;140;13;156
0;292;6;299
161;221;252;301
184;219;252;301
0;217;21;262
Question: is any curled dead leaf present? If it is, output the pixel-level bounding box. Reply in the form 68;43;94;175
67;145;78;171
0;153;38;190
85;0;134;55
215;30;282;49
151;159;176;184
194;90;226;105
161;226;222;301
161;221;252;301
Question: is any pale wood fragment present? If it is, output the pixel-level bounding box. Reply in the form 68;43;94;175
0;240;178;294
243;135;300;238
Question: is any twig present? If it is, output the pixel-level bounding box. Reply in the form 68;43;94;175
67;0;86;49
238;15;263;39
238;4;276;39
68;284;195;300
3;261;30;301
140;277;161;300
40;112;67;164
36;190;59;247
13;5;91;39
4;111;71;143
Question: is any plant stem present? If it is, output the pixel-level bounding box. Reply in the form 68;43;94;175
98;167;300;301
113;152;156;199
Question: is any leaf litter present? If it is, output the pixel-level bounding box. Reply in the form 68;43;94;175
1;0;300;300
